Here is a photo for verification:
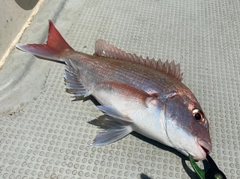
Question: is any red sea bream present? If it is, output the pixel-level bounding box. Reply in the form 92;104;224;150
16;21;212;160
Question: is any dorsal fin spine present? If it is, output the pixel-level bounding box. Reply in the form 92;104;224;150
95;40;183;81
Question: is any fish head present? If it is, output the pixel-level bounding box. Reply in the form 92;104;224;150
164;93;211;160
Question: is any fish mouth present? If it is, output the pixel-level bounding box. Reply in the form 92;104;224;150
197;139;212;159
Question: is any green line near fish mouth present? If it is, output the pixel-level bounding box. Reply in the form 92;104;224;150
189;154;227;179
189;154;205;179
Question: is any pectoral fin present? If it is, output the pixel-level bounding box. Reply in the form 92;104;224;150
94;81;159;108
96;105;133;122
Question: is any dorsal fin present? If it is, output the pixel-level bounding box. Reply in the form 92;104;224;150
95;40;183;81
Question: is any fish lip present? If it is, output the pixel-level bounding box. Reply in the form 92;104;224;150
190;138;212;160
197;139;212;159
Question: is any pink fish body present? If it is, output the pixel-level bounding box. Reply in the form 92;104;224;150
16;21;211;160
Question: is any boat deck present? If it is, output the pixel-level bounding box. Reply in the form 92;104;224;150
0;1;239;178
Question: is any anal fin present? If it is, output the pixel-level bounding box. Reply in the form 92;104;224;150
92;125;132;146
89;114;133;146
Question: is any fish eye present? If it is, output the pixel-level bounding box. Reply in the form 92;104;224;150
192;109;204;122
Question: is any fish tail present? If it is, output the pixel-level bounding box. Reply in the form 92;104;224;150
16;20;73;63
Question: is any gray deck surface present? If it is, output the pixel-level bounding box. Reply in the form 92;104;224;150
0;0;240;178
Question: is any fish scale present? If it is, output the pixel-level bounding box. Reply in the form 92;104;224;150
16;20;211;161
69;53;178;96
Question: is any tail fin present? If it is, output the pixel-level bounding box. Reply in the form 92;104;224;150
16;20;73;63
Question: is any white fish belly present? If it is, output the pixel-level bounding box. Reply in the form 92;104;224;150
93;87;172;147
131;107;171;147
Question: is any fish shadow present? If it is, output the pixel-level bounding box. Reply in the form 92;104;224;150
140;173;153;179
131;131;187;160
133;132;205;179
82;95;100;105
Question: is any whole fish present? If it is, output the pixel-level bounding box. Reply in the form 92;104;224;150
16;21;211;160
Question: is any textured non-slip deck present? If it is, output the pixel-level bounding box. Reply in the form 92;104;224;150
0;0;239;178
